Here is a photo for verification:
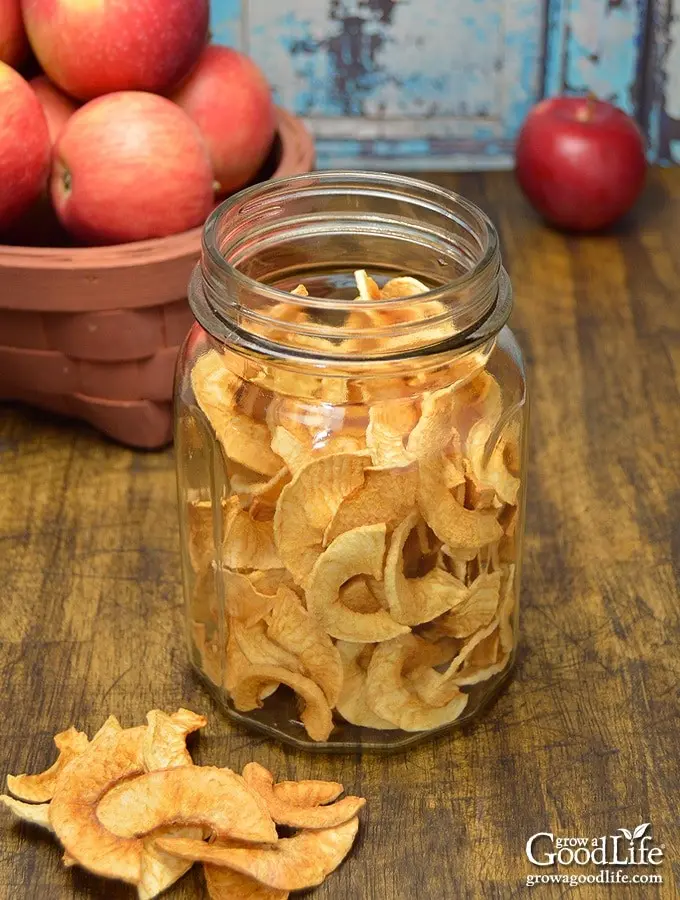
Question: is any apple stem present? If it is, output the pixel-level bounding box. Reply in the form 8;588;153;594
61;167;72;194
575;92;599;123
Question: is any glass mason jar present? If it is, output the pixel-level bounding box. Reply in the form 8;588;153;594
175;172;528;752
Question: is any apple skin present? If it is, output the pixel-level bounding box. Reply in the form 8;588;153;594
51;91;215;245
515;97;647;232
0;61;50;231
171;45;276;196
30;75;78;144
0;0;28;68
21;0;209;100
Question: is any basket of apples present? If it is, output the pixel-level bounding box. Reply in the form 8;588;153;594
0;0;315;448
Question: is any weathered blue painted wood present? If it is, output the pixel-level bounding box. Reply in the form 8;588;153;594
210;0;672;168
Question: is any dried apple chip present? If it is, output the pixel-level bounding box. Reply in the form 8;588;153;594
266;586;343;707
230;665;334;742
336;642;396;730
273;453;370;586
0;795;53;831
435;571;501;639
384;512;468;626
155;817;360;891
339;577;384;614
92;766;276;843
366;403;419;467
231;618;302;672
7;726;89;803
306;524;410;643
467;418;521;506
242;763;365;829
138;827;206;900
224;570;277;627
191;350;241;424
273;780;344;807
418;451;503;551
142;709;207;772
223;497;282;571
354;269;381;302
379;276;429;300
205;865;289;900
323;464;418;546
365;634;468;730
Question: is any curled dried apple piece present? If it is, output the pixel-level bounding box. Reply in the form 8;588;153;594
143;709;207;772
434;571;501;639
417;452;503;551
323;464;418;546
231;617;302;672
266;586;343;707
366;403;419;467
336;642;396;730
205;865;290;900
7;726;89;803
273;780;344;807
93;766;276;843
242;762;365;829
223;497;282;571
273;453;370;586
224;570;277;627
365;634;468;730
384;512;468;626
155;817;360;891
0;795;53;831
306;524;409;643
230;665;334;742
467;418;521;506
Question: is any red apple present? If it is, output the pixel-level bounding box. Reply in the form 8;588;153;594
515;97;647;232
21;0;209;100
30;75;78;144
0;61;50;231
0;0;28;68
51;92;214;245
171;45;276;196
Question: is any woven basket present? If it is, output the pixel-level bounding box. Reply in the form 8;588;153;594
0;108;315;448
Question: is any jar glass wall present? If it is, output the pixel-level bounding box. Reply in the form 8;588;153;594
175;172;528;752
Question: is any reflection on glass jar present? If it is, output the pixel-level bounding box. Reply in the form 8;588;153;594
175;172;528;752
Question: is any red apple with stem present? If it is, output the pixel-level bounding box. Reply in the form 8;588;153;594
172;45;276;196
0;61;50;231
21;0;209;100
0;0;28;67
30;75;78;145
515;96;647;232
51;92;215;245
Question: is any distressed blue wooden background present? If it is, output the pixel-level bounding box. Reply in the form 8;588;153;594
211;0;679;168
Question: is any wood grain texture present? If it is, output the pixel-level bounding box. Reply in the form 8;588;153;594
1;170;679;899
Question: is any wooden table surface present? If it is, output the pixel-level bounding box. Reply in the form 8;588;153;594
1;170;679;900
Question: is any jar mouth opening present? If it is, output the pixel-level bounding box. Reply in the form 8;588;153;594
197;171;509;361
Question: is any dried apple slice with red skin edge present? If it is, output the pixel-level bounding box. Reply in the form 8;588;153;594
242;763;365;829
93;766;276;842
273;780;344;807
306;524;410;643
7;726;89;803
205;865;290;900
154;817;360;891
49;723;276;886
266;586;343;707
